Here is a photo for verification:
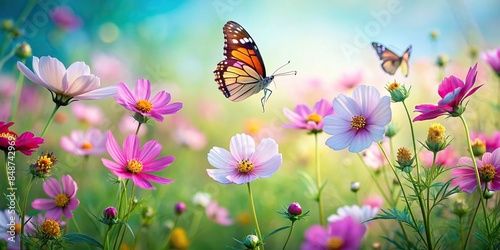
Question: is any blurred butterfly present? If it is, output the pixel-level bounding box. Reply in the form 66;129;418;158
372;42;412;77
214;21;296;112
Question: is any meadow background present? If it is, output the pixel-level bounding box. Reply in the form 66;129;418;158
1;0;500;249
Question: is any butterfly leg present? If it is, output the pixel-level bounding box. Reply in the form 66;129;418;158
260;88;272;112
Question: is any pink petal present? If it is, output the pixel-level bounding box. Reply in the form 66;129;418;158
229;134;255;161
37;56;67;92
63;208;74;219
105;131;126;165
251;138;279;166
17;61;48;89
65;61;90;85
132;174;154;189
66;198;80;211
76;86;116;100
138;140;161;163
64;75;100;96
226;172;258;184
252;154;282;178
206;168;233;184
32;198;56;210
116;82;136;104
62;175;78;198
208;147;235;169
142;156;174;172
123;134;140;159
45;208;63;220
102;158;125;172
154;102;183;114
139;173;173;184
43;178;62;198
135;79;151;100
150;91;170;107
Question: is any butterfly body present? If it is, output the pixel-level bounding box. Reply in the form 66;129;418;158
214;21;294;111
372;42;412;77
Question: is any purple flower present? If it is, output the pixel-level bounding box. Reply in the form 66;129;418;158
301;216;366;250
452;148;500;193
481;47;500;75
115;79;182;122
324;85;392;153
101;132;175;189
205;201;233;226
283;99;334;133
17;56;116;106
31;175;80;220
206;133;282;184
60;129;106;156
50;6;82;31
414;64;482;121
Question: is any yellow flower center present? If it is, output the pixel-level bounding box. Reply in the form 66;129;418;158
127;159;143;173
37;155;53;168
471;138;486;157
54;193;70;208
34;153;57;174
245;119;262;134
427;123;446;144
327;236;344;250
237;160;254;174
169;227;190;250
41;219;60;237
351;115;366;130
136;100;153;113
397;147;412;163
387;81;400;90
0;132;16;141
81;142;93;150
480;164;496;183
15;222;21;235
306;113;322;124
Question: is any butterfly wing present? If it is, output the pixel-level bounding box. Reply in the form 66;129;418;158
214;59;265;102
372;42;402;75
222;21;266;77
399;45;412;77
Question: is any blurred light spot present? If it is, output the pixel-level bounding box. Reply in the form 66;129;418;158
99;22;120;43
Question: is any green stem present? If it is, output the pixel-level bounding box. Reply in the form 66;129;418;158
314;133;324;225
459;216;464;249
356;153;392;206
463;190;484;250
72;216;82;233
135;122;142;136
117;184;136;248
20;177;35;250
0;46;16;70
188;209;202;238
247;183;263;250
9;58;26;122
103;225;112;250
401;101;421;182
40;104;61;137
112;179;128;250
165;215;180;250
282;221;294;250
0;0;38;58
459;115;491;238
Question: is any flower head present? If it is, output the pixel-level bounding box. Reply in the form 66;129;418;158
101;132;175;189
414;64;482;121
481;47;500;75
420;146;457;168
327;205;379;226
283;99;334;134
100;206;119;225
0;121;44;156
29;152;58;178
324;85;392;153
60;129;106;156
50;6;82;31
71;102;105;126
17;56;116;106
205;200;233;226
31;175;80;220
362;139;390;172
174;202;187;215
301;216;366;250
452;148;500;193
385;80;410;102
115;79;182;122
169;227;190;250
206;133;282;184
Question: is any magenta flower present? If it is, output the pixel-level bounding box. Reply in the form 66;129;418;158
0;121;44;156
71;102;104;126
414;64;482;121
283;99;334;133
17;56;116;106
420;146;457;168
115;79;182;122
324;85;392;153
206;133;282;184
101;132;174;189
452;148;500;193
481;47;500;75
31;175;80;220
50;6;82;31
301;216;366;250
471;131;500;153
60;129;106;156
205;200;233;226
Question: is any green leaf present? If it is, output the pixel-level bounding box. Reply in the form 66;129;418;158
263;226;291;240
121;221;136;238
63;233;103;249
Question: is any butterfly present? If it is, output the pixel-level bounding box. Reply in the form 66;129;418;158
214;21;296;112
372;42;412;77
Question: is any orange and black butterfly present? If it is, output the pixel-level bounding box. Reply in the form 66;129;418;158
372;42;412;77
214;21;295;111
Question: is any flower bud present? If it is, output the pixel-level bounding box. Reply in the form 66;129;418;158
425;123;448;153
385;123;398;138
41;219;60;237
471;138;486;157
169;228;190;249
430;30;439;40
436;54;449;68
385;80;410;102
243;235;260;249
103;206;118;220
451;199;469;217
396;147;414;173
350;181;360;193
29;152;57;178
174;202;187;215
1;19;14;31
11;28;23;38
15;42;32;59
484;190;494;200
287;202;302;216
372;242;382;249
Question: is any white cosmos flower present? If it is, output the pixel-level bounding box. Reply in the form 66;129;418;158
327;205;379;226
17;56;116;105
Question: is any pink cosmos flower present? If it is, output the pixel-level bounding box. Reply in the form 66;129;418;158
31;175;80;220
205;200;233;226
115;79;182;122
324;85;392;153
362;195;384;210
50;6;82;31
414;64;482;121
0;121;44;156
101;132;175;189
91;53;131;85
17;56;116;106
481;47;500;75
172;117;206;150
471;131;500;153
60;129;106;156
327;205;379;226
362;139;390;171
71;102;104;126
301;216;366;250
283;99;334;133
452;148;500;193
337;70;363;91
206;133;282;184
119;115;147;137
420;146;457;168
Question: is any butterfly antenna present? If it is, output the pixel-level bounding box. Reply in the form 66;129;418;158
271;61;297;77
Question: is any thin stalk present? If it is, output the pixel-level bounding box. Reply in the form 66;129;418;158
117;184;136;248
314;133;324;225
188;209;202;238
103;225;112;250
282;221;295;250
247;183;263;250
112;180;128;250
72;216;82;233
135;122;142;136
165;215;181;250
20;177;35;250
40;104;61;137
463;190;484;249
0;0;38;57
401;100;421;182
356;153;392;205
0;46;15;70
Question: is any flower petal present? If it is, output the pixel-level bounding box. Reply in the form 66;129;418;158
45;208;63;220
135;79;151;101
229;134;255;161
62;175;78;198
37;56;67;92
76;86;116;100
138;140;161;163
139;173;173;185
325;129;356;151
43;177;62;198
208;147;236;169
206;169;234;184
251;138;279;166
142;156;174;172
252;154;282;178
123;134;140;160
226;172;258;184
65;61;90;86
17;60;49;89
64;75;100;96
105;131;126;165
131;174;154;189
32;198;56;210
